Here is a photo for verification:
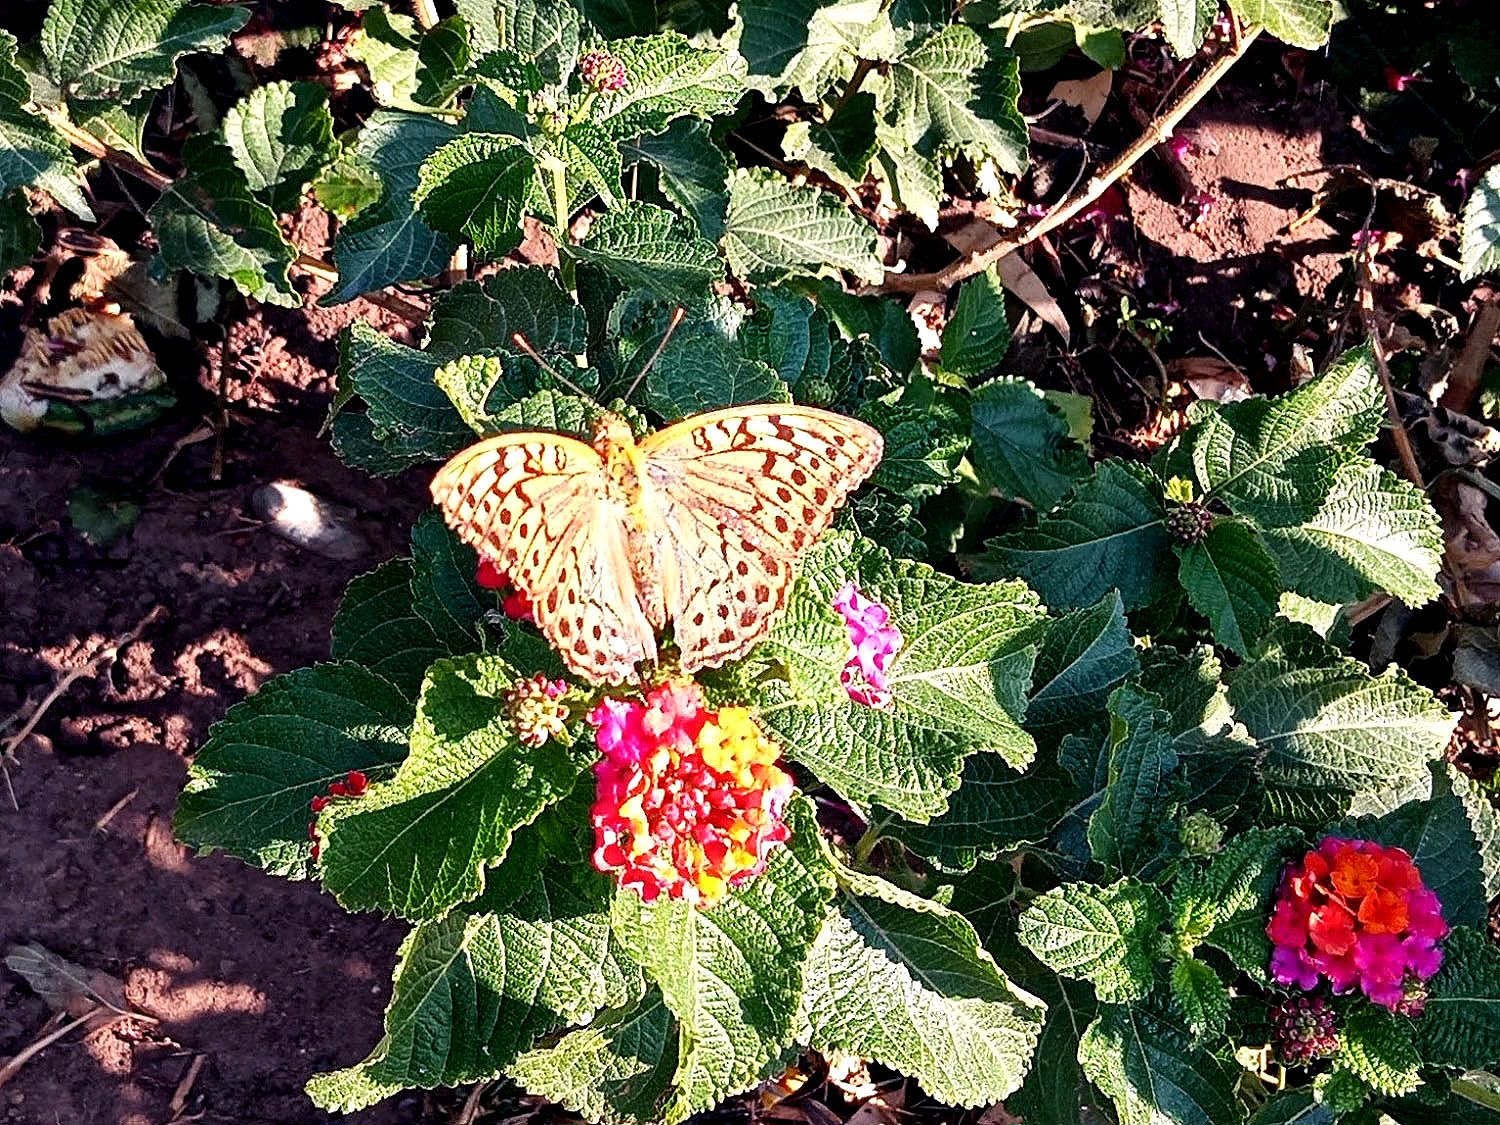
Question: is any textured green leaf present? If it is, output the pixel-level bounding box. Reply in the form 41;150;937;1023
414;16;472;106
1024;594;1138;751
803;868;1045;1107
409;511;486;652
611;799;835;1122
1160;0;1219;55
622;118;729;240
1174;519;1280;657
970;377;1089;513
175;664;412;878
757;533;1044;819
1231;0;1334;50
885;25;1026;175
320;653;588;919
985;460;1171;611
0;191;40;271
1018;877;1165;1004
328;110;457;303
644;331;789;419
1079;1006;1242;1125
592;33;743;138
222;80;336;213
940;265;1011;377
1249;1091;1334;1125
0;45;93;225
41;0;248;101
331;559;449;703
415;134;533;257
1229;626;1455;806
1008;973;1100;1125
1461;165;1500;280
1337;1006;1420;1097
721;169;882;285
1178;827;1299;973
782;91;877;192
736;0;892;96
1170;957;1228;1041
1260;461;1443;609
859;394;968;498
349;8;423;110
1088;685;1183;876
1190;345;1382;527
149;138;297;306
455;0;579;80
874;128;943;230
556;121;623;214
568;201;722;301
309;853;640;1110
510;991;678;1125
1416;926;1500;1070
426;267;587;365
1448;765;1500;903
334;320;472;468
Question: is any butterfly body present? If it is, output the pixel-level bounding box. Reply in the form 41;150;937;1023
432;404;882;685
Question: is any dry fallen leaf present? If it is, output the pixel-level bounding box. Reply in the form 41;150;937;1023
4;942;132;1021
1048;70;1112;129
1165;356;1252;403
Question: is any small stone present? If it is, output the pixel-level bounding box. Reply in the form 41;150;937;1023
251;481;368;560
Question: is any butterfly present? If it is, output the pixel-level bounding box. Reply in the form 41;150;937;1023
431;405;883;684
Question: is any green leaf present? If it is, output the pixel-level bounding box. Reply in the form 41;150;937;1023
940;265;1011;377
1230;0;1334;50
0;99;93;221
721;169;882;285
1448;765;1500;903
859;393;968;498
1174;519;1280;657
737;0;893;96
611;798;835;1122
330;559;449;701
1088;685;1183;876
414;16;472;106
568;201;722;302
1461;165;1500;280
333;320;472;469
970;377;1089;513
1259;461;1443;609
643;331;789;419
1018;877;1165;1004
1190;344;1383;527
510;991;678;1125
415;134;533;257
1025;594;1138;751
1250;1091;1334;1125
891;756;1076;872
1337;1006;1420;1097
174;664;412;878
409;511;486;652
1182;827;1300;973
308;856;640;1111
1228;626;1455;807
1080;1006;1242;1125
1416;926;1500;1070
1170;957;1228;1041
556;121;623;213
984;460;1171;611
222;80;337;213
782;91;877;192
426;267;588;363
1009;973;1100;1125
885;25;1026;175
149;138;298;305
1160;0;1219;56
802;867;1045;1107
350;8;423;110
0;191;40;271
592;32;744;138
320;653;588;920
455;0;580;81
41;0;249;101
757;533;1044;820
622;118;730;240
328;110;458;303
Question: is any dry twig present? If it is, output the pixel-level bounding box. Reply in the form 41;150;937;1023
0;1013;93;1089
1442;292;1500;414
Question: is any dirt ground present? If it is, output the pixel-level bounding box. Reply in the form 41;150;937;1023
0;31;1482;1125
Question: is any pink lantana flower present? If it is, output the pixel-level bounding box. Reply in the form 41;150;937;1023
1266;837;1448;1011
588;681;793;907
833;582;901;709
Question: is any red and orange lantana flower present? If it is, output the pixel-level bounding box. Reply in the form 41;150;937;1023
588;681;793;907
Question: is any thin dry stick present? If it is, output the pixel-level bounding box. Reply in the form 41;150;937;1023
1355;271;1426;491
1442;293;1500;414
454;1081;490;1125
1;606;166;808
169;1053;208;1116
41;107;429;325
0;1012;95;1089
871;25;1264;295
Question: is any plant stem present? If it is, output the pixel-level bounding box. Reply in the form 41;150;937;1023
870;24;1264;294
1453;1076;1500;1114
547;158;576;290
827;58;876;121
852;814;891;865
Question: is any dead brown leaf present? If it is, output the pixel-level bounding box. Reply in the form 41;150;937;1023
4;942;132;1021
1048;71;1112;129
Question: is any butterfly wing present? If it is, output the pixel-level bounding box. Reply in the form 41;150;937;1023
431;432;657;684
638;405;883;672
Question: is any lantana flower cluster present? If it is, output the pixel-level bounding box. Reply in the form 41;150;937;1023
475;558;535;621
588;681;793;906
1267;837;1448;1010
307;769;368;861
833;582;901;709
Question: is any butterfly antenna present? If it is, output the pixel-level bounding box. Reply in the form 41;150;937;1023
511;332;591;399
623;306;687;404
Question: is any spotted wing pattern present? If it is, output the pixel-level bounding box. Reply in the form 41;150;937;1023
430;433;656;684
639;406;883;673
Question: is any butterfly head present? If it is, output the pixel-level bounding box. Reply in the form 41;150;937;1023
590;411;637;453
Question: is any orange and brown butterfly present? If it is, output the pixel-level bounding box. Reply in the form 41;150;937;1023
431;403;883;684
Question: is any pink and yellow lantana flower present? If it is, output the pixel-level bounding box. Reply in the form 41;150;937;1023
588;681;793;907
1267;837;1448;1010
